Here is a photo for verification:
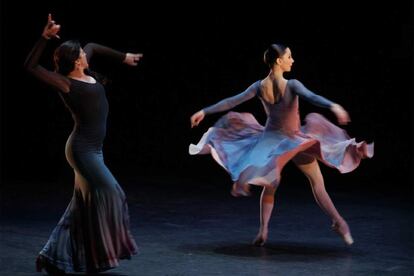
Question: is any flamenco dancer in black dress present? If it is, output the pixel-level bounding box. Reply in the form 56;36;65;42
24;14;142;274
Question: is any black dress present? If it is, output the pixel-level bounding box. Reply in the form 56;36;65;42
25;37;138;273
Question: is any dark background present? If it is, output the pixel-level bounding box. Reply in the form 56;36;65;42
1;1;413;196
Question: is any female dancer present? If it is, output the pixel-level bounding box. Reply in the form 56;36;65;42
190;43;373;246
25;14;142;274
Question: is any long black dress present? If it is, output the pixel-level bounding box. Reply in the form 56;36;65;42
25;37;138;273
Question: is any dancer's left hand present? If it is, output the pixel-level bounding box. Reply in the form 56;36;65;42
331;104;351;125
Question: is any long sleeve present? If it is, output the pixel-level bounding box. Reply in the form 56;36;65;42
203;81;259;115
83;43;126;64
290;79;334;108
24;37;71;93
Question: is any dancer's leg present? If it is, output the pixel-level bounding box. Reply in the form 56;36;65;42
253;186;277;246
293;155;353;245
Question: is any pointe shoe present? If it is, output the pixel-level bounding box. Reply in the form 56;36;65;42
331;221;354;246
231;183;251;197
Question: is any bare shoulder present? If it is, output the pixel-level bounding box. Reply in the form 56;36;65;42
261;76;272;87
259;77;272;92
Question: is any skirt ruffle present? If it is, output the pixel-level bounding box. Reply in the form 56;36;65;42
190;111;374;192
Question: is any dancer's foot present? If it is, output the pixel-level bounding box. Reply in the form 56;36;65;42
36;255;66;275
252;229;268;247
231;183;251;197
331;220;354;246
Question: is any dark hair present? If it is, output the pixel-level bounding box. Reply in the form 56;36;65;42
53;40;81;75
53;40;109;84
263;43;287;68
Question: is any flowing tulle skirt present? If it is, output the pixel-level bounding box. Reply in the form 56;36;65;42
190;111;374;191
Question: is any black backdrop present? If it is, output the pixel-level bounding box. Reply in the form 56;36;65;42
1;1;413;194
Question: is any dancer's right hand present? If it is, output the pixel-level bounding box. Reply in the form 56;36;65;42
42;13;61;40
190;110;205;128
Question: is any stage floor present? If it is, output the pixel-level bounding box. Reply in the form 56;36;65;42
1;177;413;275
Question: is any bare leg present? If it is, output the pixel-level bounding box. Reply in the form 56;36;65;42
293;155;353;245
253;186;276;246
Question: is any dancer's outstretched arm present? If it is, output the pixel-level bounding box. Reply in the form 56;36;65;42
290;79;350;125
83;43;143;66
191;81;259;127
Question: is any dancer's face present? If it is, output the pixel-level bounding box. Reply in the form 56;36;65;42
277;47;294;72
76;49;89;69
